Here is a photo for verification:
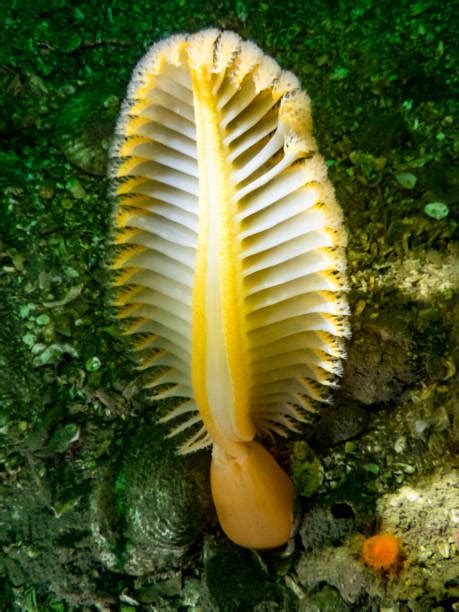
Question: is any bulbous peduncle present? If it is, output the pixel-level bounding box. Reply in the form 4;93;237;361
210;439;294;549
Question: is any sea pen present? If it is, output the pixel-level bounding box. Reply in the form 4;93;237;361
110;29;349;548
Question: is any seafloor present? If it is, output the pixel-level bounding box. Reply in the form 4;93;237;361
0;0;457;610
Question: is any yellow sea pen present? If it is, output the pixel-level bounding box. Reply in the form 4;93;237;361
110;29;349;549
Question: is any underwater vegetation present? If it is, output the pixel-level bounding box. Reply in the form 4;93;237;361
0;0;457;610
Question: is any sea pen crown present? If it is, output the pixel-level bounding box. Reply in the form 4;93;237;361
110;29;349;549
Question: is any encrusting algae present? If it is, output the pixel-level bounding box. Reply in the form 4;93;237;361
109;29;349;549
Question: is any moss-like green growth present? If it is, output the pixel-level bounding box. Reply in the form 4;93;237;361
291;441;324;497
204;539;292;611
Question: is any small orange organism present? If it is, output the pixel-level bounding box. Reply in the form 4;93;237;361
362;533;401;570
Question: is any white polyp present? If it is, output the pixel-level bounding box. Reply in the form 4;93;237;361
232;128;284;185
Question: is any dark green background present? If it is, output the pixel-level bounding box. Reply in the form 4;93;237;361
0;0;457;609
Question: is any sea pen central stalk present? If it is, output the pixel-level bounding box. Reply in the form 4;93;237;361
190;66;294;549
190;66;255;451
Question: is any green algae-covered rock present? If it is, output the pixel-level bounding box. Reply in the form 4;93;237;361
56;88;120;176
342;320;415;405
300;505;355;553
299;585;350;612
291;441;324;498
313;401;369;448
203;536;295;611
91;424;212;575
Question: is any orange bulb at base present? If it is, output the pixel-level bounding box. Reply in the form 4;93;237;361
210;441;294;549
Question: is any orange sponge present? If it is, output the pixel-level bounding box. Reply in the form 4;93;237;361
362;533;401;570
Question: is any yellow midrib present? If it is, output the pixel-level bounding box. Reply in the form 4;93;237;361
190;66;255;454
